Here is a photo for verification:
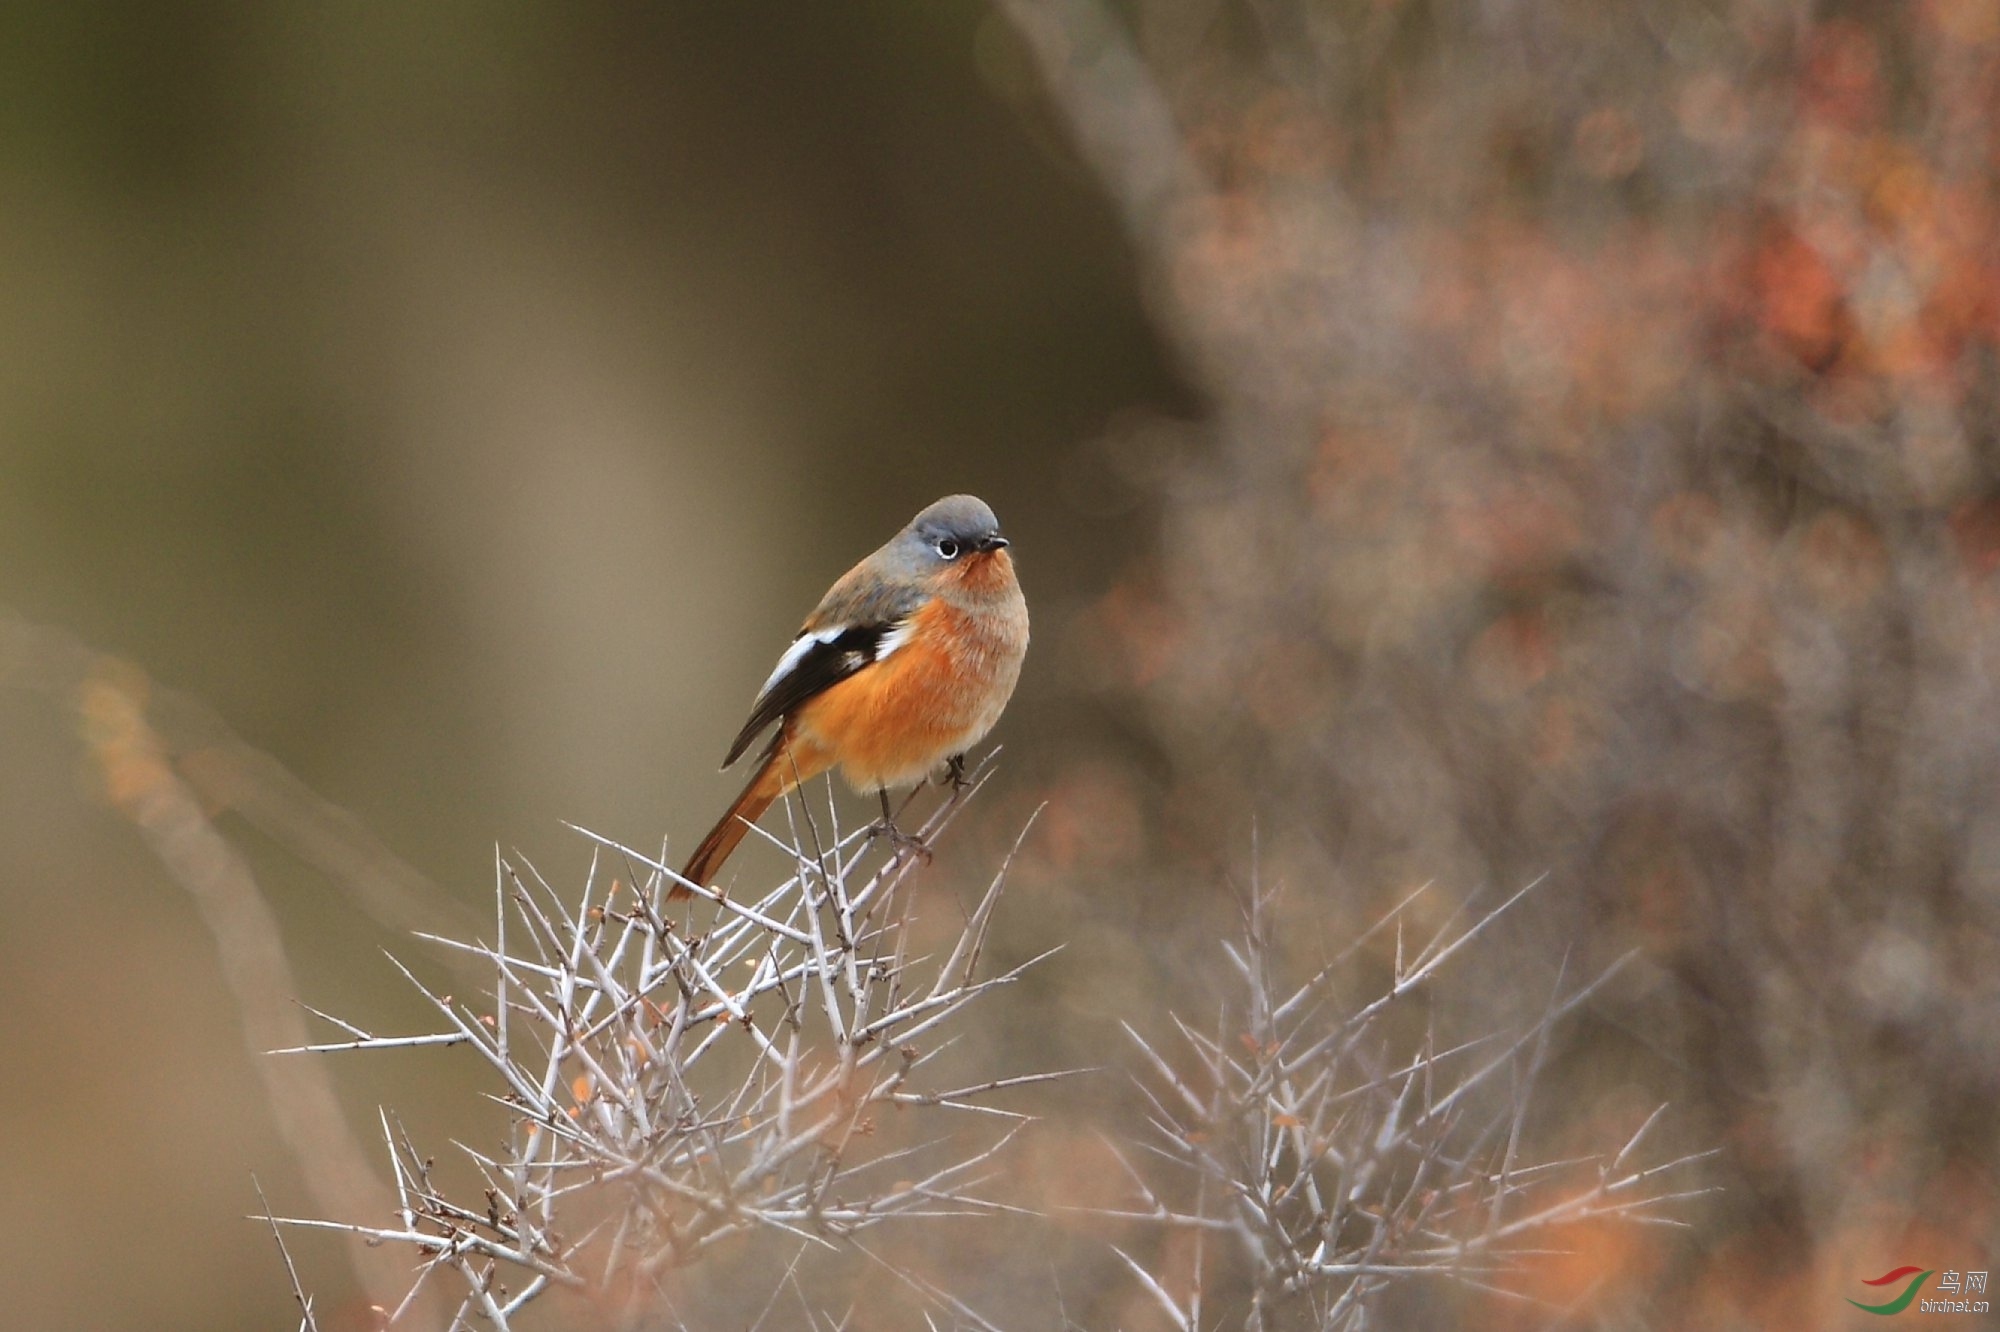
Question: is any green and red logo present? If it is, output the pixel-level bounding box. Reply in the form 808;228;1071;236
1848;1265;1990;1315
1849;1267;1934;1315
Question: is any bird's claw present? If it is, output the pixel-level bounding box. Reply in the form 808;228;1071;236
869;819;935;865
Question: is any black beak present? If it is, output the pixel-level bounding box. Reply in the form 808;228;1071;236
976;534;1009;552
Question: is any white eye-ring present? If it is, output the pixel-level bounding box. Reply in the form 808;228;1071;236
936;538;961;560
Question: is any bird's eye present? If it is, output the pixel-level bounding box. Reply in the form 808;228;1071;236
936;538;961;560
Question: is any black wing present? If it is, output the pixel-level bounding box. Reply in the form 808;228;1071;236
721;622;894;767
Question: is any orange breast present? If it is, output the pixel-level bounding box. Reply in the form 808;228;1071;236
792;591;1024;791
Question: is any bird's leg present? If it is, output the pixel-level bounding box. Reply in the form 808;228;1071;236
869;787;934;864
944;753;971;792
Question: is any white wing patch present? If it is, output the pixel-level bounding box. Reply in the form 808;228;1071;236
761;627;846;696
757;617;913;701
874;619;916;661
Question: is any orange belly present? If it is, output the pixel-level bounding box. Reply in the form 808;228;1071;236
791;596;1023;791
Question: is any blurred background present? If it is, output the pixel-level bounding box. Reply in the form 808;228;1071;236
3;1;1998;1328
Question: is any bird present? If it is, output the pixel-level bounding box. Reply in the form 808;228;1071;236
672;494;1029;897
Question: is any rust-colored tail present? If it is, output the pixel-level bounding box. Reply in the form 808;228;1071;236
673;730;828;898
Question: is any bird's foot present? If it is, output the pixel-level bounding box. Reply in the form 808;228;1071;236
943;753;972;793
868;818;935;865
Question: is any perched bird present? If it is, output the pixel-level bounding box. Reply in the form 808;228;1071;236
673;495;1029;896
